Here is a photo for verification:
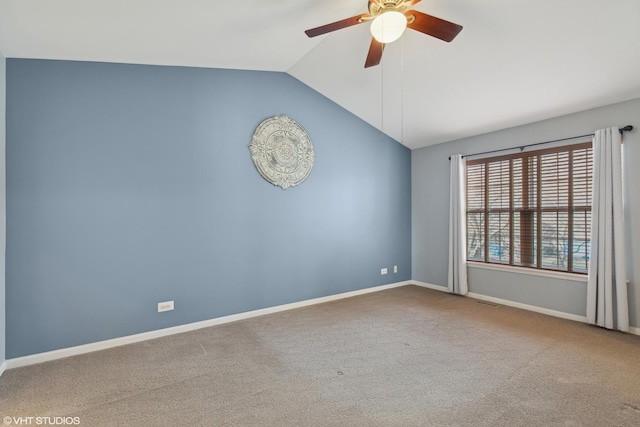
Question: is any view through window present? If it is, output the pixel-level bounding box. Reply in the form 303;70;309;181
466;141;592;273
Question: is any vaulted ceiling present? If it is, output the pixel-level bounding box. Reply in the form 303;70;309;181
1;0;639;149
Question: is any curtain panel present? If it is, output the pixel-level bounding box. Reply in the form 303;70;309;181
448;154;468;295
587;127;629;332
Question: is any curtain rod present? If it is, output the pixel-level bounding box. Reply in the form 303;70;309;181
449;125;633;160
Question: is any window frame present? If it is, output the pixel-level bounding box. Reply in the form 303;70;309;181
465;140;592;275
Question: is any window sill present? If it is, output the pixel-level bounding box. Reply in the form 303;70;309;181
467;261;588;283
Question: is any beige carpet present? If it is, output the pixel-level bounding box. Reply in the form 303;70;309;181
1;285;640;426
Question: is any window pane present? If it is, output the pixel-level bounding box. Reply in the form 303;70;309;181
467;164;485;210
540;210;569;270
513;210;536;267
488;212;509;264
512;157;537;209
513;158;522;209
540;152;569;208
487;160;510;210
572;148;592;208
572;210;591;273
467;212;485;260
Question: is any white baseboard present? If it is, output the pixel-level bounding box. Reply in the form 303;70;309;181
465;292;640;336
411;280;448;292
412;280;586;321
466;292;589;324
5;280;413;370
411;280;640;336
413;279;590;324
5;279;638;370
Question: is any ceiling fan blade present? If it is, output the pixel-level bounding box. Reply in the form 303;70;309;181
305;14;369;38
365;38;385;68
406;10;463;42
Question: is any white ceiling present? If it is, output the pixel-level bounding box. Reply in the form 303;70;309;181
1;0;639;149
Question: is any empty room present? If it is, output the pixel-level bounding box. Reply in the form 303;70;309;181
0;1;639;426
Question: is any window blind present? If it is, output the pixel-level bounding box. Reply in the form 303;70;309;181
466;141;592;273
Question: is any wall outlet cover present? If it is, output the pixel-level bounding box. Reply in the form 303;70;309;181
158;300;174;312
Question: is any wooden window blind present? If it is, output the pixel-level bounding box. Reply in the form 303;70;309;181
466;141;592;273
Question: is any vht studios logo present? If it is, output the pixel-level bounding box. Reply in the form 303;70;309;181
3;416;80;425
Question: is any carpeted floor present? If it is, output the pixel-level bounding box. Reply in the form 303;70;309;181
1;285;640;426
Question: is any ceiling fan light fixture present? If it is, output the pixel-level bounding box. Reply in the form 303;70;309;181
370;10;407;44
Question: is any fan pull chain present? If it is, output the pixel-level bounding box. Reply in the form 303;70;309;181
401;35;404;145
381;40;384;144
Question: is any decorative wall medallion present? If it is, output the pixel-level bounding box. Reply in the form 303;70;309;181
249;115;315;190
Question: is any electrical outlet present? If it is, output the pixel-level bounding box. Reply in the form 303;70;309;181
394;265;398;273
381;268;388;275
158;300;174;312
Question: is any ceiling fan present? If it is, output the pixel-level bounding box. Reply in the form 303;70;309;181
305;0;463;68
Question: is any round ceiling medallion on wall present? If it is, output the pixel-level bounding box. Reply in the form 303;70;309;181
249;115;315;190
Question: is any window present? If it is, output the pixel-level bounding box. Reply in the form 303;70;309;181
466;141;592;273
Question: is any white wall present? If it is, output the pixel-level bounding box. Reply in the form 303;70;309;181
412;98;640;328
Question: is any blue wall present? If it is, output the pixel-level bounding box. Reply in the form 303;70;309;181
0;51;6;368
6;59;411;358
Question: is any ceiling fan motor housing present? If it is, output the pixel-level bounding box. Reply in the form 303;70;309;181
367;1;415;25
369;0;408;15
